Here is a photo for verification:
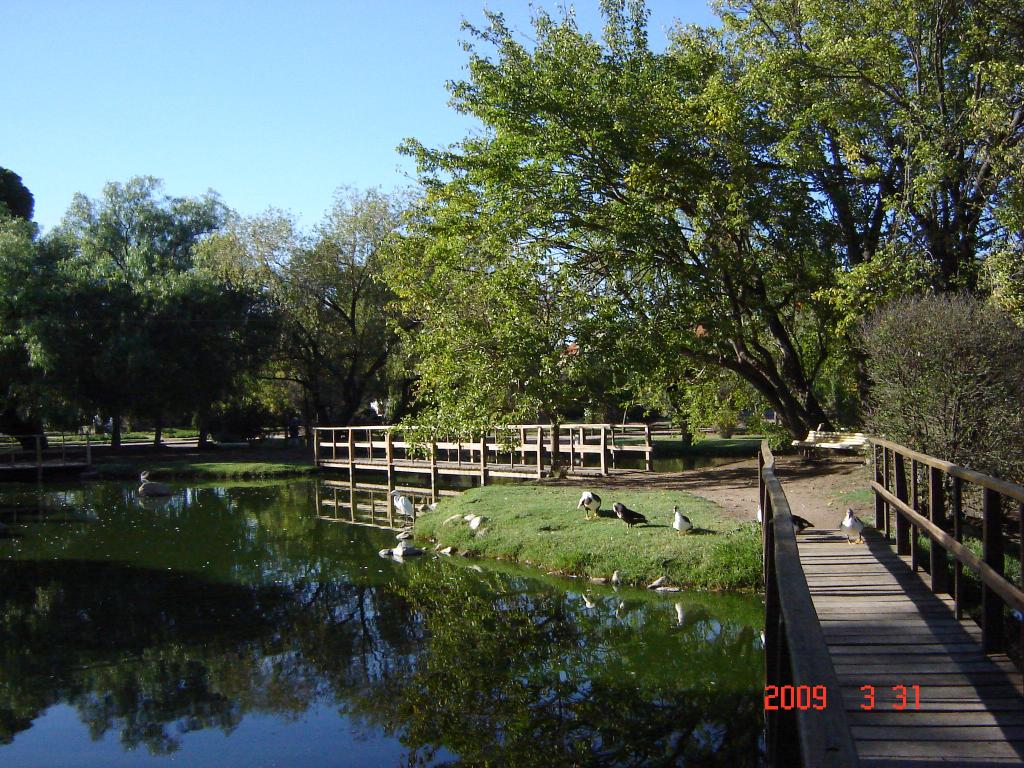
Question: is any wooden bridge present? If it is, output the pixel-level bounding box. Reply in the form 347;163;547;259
313;423;653;498
761;438;1024;766
0;433;93;479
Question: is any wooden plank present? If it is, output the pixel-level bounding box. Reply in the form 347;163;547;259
801;523;1024;765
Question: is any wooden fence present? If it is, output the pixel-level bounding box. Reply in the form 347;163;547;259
759;441;859;768
0;433;93;479
314;423;653;496
870;437;1024;654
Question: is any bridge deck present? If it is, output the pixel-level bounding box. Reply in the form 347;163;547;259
799;528;1024;766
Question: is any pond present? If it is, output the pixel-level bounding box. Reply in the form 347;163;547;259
0;479;764;767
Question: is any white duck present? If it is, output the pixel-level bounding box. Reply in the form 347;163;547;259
138;471;171;497
577;491;602;519
841;508;865;544
672;506;693;533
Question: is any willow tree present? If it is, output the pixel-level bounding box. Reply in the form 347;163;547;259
392;1;840;439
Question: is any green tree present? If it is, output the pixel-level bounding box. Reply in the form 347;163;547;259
720;0;1024;295
203;188;407;430
0;168;34;221
21;177;274;447
394;1;840;439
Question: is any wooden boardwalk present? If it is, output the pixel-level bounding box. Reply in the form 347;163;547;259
799;527;1024;766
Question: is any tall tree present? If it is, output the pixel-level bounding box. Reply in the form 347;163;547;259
719;0;1024;292
394;1;839;438
202;188;408;429
23;177;274;447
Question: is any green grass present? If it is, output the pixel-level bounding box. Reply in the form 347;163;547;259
93;459;318;480
413;485;762;591
835;488;875;507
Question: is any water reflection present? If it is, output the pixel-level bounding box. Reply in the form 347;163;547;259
0;480;763;766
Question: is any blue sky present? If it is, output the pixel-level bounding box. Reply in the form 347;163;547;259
3;1;718;232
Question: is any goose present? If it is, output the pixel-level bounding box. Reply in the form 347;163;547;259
577;491;602;520
672;506;693;533
389;491;415;518
613;502;647;528
841;508;865;544
138;471;171;497
792;515;813;533
611;569;621;587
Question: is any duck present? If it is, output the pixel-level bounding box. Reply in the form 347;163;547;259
792;515;813;533
138;471;172;497
613;502;647;528
841;508;865;544
577;491;602;520
389;490;415;518
672;506;693;533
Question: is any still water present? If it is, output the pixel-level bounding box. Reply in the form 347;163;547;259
0;479;764;767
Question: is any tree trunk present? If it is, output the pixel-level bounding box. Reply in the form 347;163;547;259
111;412;122;450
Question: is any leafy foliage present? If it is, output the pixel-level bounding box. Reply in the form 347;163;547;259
861;293;1024;481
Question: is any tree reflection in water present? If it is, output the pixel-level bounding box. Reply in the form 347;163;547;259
0;480;763;766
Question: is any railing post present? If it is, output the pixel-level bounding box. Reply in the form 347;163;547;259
313;429;320;465
982;488;1004;652
894;452;911;556
85;432;91;465
952;477;964;619
568;431;575;472
873;444;885;529
479;435;488;486
928;466;948;595
599;427;607;475
644;422;652;471
347;429;355;476
910;459;921;571
882;447;891;538
430;440;438;501
536;428;543;479
386;430;395;494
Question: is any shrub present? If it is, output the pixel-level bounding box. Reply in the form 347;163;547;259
860;294;1024;482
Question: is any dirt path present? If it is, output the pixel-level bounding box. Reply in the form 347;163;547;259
549;455;874;530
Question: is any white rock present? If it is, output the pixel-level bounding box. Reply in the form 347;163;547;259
469;515;486;530
396;531;413;541
463;514;476;522
656;586;681;593
440;546;454;555
443;514;463;525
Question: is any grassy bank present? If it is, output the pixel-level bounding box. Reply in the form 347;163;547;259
92;459;318;480
414;485;762;591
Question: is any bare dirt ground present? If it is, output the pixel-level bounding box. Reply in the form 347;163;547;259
549;454;874;529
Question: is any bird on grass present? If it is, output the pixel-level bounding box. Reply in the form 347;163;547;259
614;502;647;528
672;506;693;533
390;491;415;519
841;508;865;544
138;471;171;497
611;570;621;588
792;515;813;533
577;491;602;520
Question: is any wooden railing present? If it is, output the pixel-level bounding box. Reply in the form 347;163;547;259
0;433;93;478
313;423;653;487
759;441;859;768
870;437;1024;654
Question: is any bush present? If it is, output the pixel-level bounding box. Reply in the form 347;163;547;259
860;294;1024;482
